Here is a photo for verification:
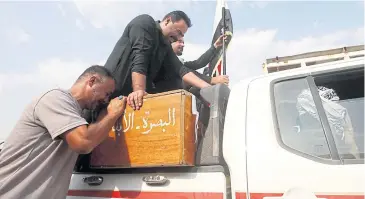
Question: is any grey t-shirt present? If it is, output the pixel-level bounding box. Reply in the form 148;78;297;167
0;89;88;199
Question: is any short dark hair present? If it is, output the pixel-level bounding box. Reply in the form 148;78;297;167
77;65;115;82
163;10;192;28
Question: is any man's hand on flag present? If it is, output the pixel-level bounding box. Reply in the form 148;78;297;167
211;75;229;85
213;34;228;49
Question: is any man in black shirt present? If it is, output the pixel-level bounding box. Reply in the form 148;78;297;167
175;37;229;86
153;36;229;92
104;11;210;110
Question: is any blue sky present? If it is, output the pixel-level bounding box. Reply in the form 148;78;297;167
0;1;363;139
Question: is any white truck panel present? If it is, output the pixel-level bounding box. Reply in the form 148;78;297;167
244;61;365;197
68;171;226;199
222;78;253;199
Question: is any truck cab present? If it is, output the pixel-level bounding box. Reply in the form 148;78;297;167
68;45;364;199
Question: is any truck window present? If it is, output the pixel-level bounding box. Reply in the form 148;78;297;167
313;68;364;160
274;78;332;159
273;67;364;162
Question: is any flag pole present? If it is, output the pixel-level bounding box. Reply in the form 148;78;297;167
221;5;227;75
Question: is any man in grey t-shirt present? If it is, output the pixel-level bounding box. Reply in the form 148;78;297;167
0;65;127;199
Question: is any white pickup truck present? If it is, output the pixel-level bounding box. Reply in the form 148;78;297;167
67;45;364;199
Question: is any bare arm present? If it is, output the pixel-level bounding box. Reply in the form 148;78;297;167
61;111;116;154
132;72;146;91
62;97;126;154
35;90;126;154
182;72;211;89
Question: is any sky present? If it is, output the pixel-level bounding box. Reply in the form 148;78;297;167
0;0;364;140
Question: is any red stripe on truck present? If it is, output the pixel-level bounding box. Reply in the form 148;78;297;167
67;190;364;199
67;190;223;199
236;192;365;199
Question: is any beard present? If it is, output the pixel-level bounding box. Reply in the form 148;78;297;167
176;47;184;56
87;89;108;122
89;88;106;111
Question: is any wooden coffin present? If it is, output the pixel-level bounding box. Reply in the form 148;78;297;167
89;89;196;168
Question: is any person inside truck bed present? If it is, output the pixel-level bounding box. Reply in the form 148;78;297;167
153;36;230;92
104;10;210;111
0;65;127;199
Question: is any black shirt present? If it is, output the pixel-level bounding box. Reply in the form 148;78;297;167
182;45;218;83
184;45;217;71
154;45;218;91
104;14;193;97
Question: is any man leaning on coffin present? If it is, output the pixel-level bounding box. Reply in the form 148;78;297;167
104;10;211;111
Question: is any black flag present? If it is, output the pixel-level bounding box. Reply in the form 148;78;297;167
205;0;233;77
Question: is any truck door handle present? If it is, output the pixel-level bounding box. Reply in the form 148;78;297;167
83;176;103;186
142;175;169;186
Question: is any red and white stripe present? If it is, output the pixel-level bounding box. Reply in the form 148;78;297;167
67;190;364;199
